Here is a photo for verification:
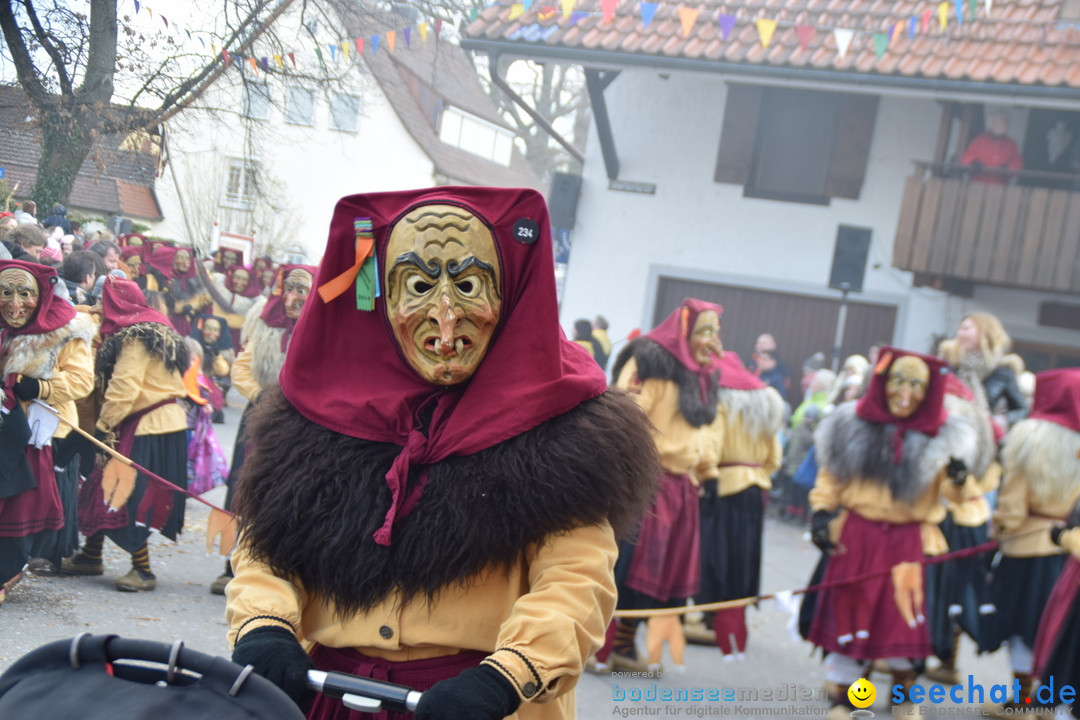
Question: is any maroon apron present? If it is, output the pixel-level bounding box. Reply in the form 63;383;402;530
626;471;700;602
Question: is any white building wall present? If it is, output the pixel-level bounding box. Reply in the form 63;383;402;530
558;69;972;355
152;69;435;263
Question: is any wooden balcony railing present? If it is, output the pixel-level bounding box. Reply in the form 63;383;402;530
893;162;1080;294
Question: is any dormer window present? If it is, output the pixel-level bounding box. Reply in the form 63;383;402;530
438;106;515;167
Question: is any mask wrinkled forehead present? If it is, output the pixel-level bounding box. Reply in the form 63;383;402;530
888;355;930;384
285;268;312;289
0;267;39;294
385;204;501;286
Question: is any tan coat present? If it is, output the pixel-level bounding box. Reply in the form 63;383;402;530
96;338;186;436
615;356;720;480
227;523;617;719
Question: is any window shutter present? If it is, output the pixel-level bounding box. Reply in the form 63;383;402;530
825;94;879;200
714;84;763;185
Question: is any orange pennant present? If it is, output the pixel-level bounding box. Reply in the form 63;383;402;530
678;7;699;37
386;30;396;52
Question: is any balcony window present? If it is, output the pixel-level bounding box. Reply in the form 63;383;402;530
285;86;315;126
715;85;879;204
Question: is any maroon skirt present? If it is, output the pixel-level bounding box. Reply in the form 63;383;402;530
0;446;62;538
306;646;488;720
807;511;931;660
625;471;700;603
1033;556;1080;678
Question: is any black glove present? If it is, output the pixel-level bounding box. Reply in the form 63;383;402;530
946;457;968;486
811;510;835;553
231;626;314;713
700;479;719;501
13;377;40;401
414;665;521;720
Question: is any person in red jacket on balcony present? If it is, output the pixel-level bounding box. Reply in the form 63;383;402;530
960;112;1023;184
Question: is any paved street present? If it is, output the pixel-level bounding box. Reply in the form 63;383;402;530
0;396;1065;718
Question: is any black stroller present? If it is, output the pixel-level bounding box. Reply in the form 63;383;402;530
0;634;421;719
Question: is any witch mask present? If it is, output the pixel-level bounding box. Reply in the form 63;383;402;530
0;267;39;329
886;355;930;419
384;204;502;386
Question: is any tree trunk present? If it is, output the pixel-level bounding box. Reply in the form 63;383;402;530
33;110;102;215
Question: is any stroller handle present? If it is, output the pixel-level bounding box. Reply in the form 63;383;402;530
307;669;422;714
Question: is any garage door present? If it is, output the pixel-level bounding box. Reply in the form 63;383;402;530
654;277;898;404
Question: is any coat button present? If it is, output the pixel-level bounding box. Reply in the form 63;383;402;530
523;682;537;696
379;625;393;639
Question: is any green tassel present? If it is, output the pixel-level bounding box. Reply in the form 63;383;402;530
356;254;376;311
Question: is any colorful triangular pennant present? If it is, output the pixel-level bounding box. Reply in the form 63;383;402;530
371;35;380;53
834;28;854;58
718;13;736;40
641;2;658;29
796;24;814;51
509;4;525;20
873;32;889;57
756;18;777;48
387;30;396;52
678;7;699;37
419;22;428;42
435;18;444;37
569;10;589;24
355;37;365;54
938;2;949;29
404;27;412;47
600;0;617;23
562;0;576;18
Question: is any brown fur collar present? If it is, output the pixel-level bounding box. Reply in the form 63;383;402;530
0;312;97;380
235;384;660;617
814;399;986;504
611;337;719;427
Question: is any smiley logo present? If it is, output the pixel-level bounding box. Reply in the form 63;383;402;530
847;678;876;709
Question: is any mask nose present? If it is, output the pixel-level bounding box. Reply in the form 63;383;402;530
433;293;463;356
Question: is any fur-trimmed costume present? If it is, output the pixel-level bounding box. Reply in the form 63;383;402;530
983;370;1080;683
226;188;658;720
696;352;784;657
0;282;95;583
806;349;976;687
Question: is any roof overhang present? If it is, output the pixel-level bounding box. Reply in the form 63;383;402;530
462;36;1080;110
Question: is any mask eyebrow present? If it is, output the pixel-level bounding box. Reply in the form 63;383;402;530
446;256;494;278
392;252;442;279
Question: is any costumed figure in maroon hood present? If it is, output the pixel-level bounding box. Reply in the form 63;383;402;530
0;260;95;603
145;244;207;336
597;299;723;674
982;368;1080;716
209;262;316;595
225;187;658;720
62;277;189;593
209;264;261;350
120;246;148;291
1030;369;1080;719
688;351;784;659
806;348;986;719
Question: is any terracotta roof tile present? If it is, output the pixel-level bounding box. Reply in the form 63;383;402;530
464;0;1080;89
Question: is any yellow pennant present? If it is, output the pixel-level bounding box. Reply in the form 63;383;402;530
341;40;349;59
386;30;396;51
678;6;699;37
938;1;949;29
561;0;576;18
419;22;429;42
274;53;283;67
509;3;525;20
756;17;777;48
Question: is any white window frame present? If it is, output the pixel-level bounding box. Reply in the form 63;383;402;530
285;86;316;127
330;93;362;133
438;106;515;167
222;158;258;211
243;82;271;120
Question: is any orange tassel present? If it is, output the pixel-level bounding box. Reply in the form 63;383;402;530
680;306;690;338
318;228;374;303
